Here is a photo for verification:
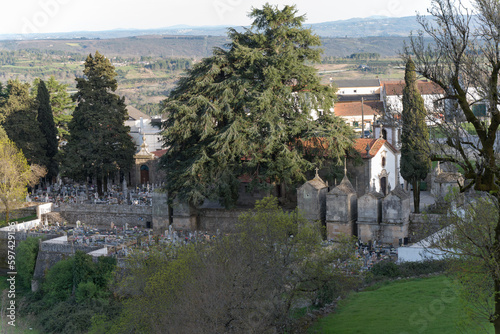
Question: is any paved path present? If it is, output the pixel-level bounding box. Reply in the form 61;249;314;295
409;190;436;212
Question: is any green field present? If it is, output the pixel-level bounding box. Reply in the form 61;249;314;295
309;276;493;334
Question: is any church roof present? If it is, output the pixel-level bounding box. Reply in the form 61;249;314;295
329;175;356;195
353;138;398;158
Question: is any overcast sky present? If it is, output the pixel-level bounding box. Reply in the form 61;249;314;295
0;0;475;35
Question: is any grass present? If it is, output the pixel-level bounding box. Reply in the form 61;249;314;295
0;215;38;228
309;276;493;334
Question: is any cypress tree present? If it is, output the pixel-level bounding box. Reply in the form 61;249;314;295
161;4;354;207
36;80;59;182
0;80;47;166
400;57;431;213
63;51;135;195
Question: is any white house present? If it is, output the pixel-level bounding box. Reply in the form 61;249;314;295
381;80;445;120
334;79;381;96
333;100;383;131
125;105;164;153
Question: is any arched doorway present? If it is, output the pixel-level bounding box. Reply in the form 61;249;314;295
380;176;387;195
140;165;149;184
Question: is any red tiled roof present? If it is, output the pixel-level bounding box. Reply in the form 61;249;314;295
383;80;445;96
152;149;167;158
334;101;384;117
353;138;398;159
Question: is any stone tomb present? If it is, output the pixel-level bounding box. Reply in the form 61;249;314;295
326;176;357;239
297;173;328;224
357;188;384;243
380;185;410;245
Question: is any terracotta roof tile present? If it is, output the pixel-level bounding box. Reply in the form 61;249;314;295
353;138;398;159
334;101;384;117
383;80;445;96
152;149;167;158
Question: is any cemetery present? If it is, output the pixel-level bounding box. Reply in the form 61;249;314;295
1;158;464;286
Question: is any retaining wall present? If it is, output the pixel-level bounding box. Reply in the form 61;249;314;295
58;203;153;228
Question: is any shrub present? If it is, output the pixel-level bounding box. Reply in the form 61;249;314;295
16;237;41;290
371;260;400;278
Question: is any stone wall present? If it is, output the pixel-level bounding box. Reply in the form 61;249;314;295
33;239;101;279
0;230;60;275
0;205;37;222
198;208;250;233
58;203;153;228
408;213;444;243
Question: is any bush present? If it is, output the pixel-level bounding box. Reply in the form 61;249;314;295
371;261;400;278
16;237;41;290
398;259;447;277
367;259;448;283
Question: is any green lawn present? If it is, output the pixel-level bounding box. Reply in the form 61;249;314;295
309;276;493;334
0;215;38;228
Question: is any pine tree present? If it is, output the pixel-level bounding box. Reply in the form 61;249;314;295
0;80;47;166
36;80;59;182
161;4;354;207
62;51;135;195
400;57;431;213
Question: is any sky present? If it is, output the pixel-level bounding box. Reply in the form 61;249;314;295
0;0;474;35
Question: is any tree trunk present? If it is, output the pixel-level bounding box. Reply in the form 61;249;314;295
412;179;420;214
494;211;500;333
103;175;108;196
96;178;103;197
4;206;9;225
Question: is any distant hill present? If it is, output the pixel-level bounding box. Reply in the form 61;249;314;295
0;15;424;41
0;35;419;58
311;16;423;37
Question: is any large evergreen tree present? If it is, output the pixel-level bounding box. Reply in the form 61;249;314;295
33;76;74;142
36;80;58;182
62;51;135;195
161;4;354;207
0;80;47;166
400;58;430;213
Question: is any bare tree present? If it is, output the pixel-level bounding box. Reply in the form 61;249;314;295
405;0;500;331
